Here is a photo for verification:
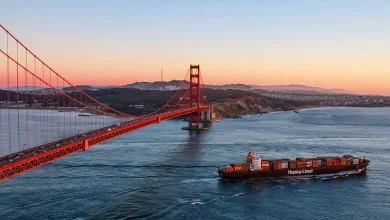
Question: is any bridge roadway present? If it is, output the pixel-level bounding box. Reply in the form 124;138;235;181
0;106;209;181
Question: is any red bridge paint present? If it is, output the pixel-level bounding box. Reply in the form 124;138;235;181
0;25;212;181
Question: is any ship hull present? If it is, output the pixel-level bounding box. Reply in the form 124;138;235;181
218;163;368;179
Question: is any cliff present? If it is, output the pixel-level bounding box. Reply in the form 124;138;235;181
212;96;313;118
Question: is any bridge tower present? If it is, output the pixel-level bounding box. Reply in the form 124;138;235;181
188;65;201;130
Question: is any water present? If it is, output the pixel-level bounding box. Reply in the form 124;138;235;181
0;107;389;219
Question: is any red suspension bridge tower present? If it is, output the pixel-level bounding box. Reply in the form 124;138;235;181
183;65;211;131
189;65;201;129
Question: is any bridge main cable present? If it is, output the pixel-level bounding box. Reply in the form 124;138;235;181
0;24;138;118
0;49;121;117
145;67;191;116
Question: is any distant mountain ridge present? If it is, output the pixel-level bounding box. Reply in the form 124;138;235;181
28;81;354;95
117;81;354;94
120;80;188;90
62;85;95;92
251;84;353;94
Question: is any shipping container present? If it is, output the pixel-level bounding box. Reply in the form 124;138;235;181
326;159;334;167
225;167;234;173
353;158;359;165
261;160;270;165
273;161;282;170
306;160;312;168
312;160;319;168
232;163;248;169
261;161;270;169
289;160;297;169
297;160;306;168
231;163;242;168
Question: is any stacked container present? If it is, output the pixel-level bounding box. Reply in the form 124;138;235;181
312;159;319;168
340;157;347;166
232;163;249;171
326;158;334;167
306;160;312;168
261;160;270;171
297;160;305;168
353;158;360;165
318;159;324;166
281;160;289;169
231;164;242;171
289;160;297;169
225;166;234;173
273;161;282;170
333;158;341;167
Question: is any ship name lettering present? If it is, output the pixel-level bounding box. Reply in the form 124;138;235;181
288;169;313;175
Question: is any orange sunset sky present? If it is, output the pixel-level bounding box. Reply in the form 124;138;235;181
1;1;389;95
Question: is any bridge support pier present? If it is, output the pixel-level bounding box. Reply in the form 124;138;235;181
200;106;213;122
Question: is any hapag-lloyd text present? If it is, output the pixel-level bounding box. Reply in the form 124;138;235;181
288;169;313;175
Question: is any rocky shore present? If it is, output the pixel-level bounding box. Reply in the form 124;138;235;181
212;96;314;118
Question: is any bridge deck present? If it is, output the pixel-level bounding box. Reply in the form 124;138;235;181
0;106;209;181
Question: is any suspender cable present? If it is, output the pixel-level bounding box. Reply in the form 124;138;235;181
17;42;21;152
7;33;11;155
41;64;44;144
25;48;29;150
56;73;59;140
33;57;37;147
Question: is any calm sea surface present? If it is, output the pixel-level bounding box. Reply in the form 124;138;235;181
0;107;389;219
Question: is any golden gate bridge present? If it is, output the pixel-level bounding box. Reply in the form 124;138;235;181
0;24;212;181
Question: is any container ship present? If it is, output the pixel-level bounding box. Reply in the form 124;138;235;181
218;152;369;179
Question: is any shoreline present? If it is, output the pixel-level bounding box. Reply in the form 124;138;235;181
216;105;390;120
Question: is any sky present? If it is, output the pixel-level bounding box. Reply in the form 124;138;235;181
0;0;389;95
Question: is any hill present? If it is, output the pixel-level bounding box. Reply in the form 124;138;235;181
251;84;353;94
83;88;314;117
120;80;188;90
62;85;95;92
117;81;352;95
